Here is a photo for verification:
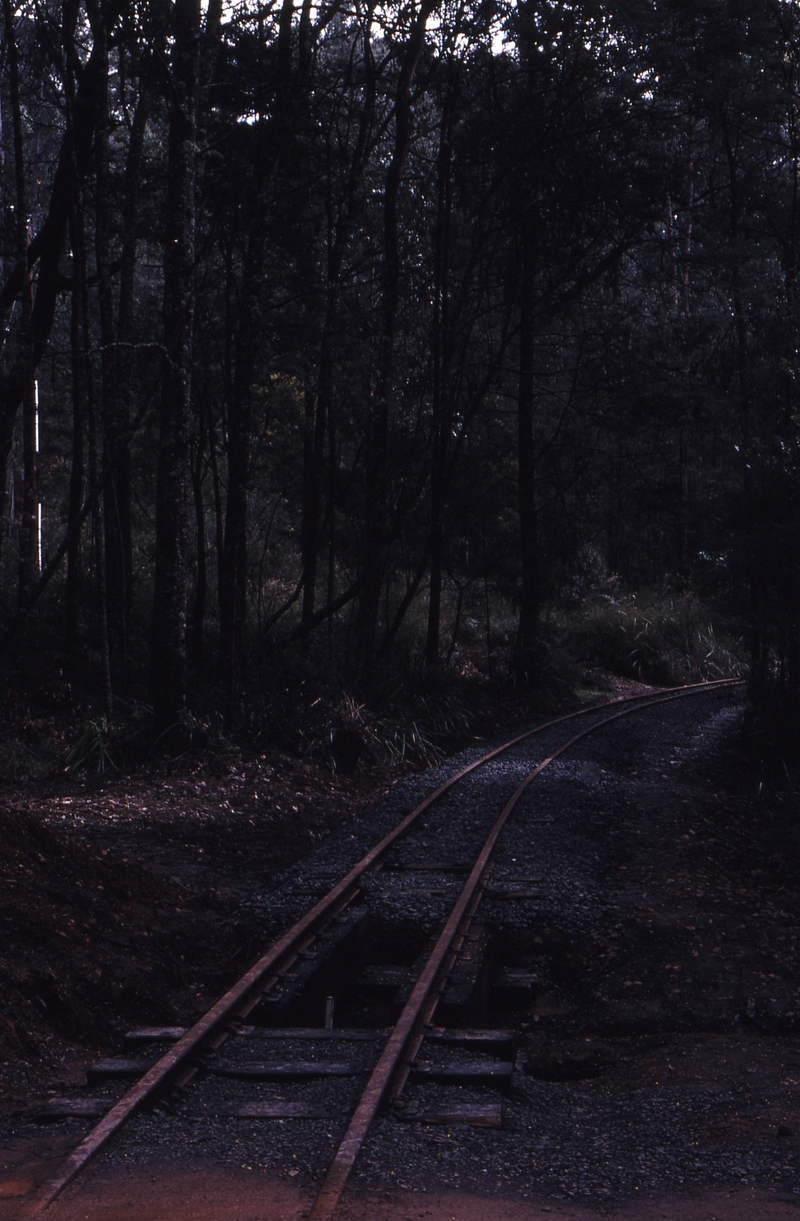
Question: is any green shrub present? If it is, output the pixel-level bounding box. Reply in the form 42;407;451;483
558;591;744;685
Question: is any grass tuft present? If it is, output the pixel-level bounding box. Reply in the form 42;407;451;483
63;717;117;774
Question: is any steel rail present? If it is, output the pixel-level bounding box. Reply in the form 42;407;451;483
25;677;742;1216
306;680;744;1221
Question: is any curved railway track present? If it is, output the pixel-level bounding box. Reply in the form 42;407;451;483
25;678;743;1219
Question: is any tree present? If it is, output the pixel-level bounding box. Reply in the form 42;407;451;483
149;0;201;731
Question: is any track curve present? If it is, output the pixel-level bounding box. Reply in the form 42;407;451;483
25;678;743;1217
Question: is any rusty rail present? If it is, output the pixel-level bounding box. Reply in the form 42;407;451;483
305;680;744;1221
25;677;742;1215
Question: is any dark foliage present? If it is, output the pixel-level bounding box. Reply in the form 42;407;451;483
0;0;794;762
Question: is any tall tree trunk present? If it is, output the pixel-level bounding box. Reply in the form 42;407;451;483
191;421;207;671
3;0;36;604
63;0;90;643
70;111;113;714
92;7;129;669
676;131;694;589
217;225;263;700
425;85;454;669
150;0;200;731
17;375;37;607
720;113;758;684
677;415;690;586
358;0;437;667
66;221;85;643
327;393;337;655
514;265;541;687
512;2;542;687
109;78;151;658
302;13;377;646
300;378;326;643
217;0;270;700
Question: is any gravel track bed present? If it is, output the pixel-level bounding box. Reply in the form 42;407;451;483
241;692;733;938
13;687;800;1214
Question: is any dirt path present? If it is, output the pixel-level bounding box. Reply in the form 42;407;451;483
2;1164;799;1221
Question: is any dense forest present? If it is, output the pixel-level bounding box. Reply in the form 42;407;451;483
0;0;796;760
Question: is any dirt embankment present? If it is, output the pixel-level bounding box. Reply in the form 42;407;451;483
0;750;401;1108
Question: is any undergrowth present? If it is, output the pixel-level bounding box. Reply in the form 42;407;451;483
555;590;744;686
1;587;748;780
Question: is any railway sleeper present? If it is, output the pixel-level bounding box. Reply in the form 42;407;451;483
36;1093;504;1125
36;1098;110;1121
62;1046;514;1123
408;1057;514;1091
394;1102;503;1128
424;1026;514;1053
88;1057;366;1082
485;887;542;899
105;1051;509;1085
213;1060;361;1080
124;1026;189;1044
124;1025;388;1044
383;861;473;873
35;1097;338;1122
491;966;539;1005
124;1025;513;1050
357;965;409;994
186;1102;336;1119
87;1057;157;1081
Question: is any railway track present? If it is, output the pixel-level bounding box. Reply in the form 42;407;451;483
24;678;743;1219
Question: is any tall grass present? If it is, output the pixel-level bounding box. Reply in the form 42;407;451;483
556;591;744;685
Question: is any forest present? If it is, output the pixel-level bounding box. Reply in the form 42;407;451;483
0;0;797;765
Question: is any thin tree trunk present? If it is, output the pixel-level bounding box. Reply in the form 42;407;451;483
66;221;85;643
92;8;129;670
425;85;454;669
327;397;337;656
150;0;200;731
217;227;263;699
63;0;88;645
72;135;113;714
300;372;327;643
217;21;269;698
191;422;207;671
676;131;694;589
678;416;690;586
208;415;225;607
93;16;140;671
109;77;151;654
3;0;36;605
514;266;541;687
300;23;375;644
358;0;437;667
17;373;37;607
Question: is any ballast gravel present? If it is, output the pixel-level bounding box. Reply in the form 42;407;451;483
15;687;800;1212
